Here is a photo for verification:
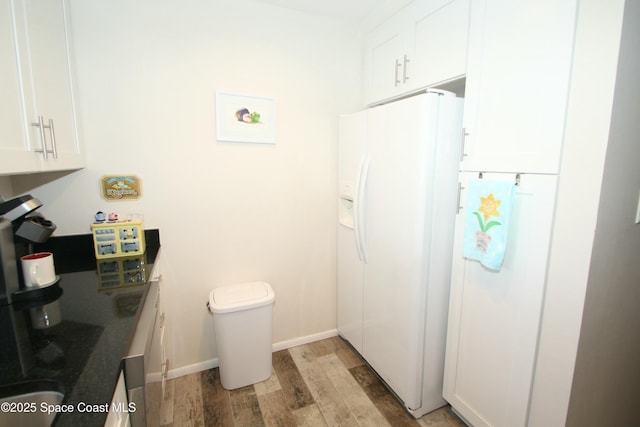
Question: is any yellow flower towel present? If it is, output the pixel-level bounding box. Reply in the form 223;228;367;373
463;179;515;271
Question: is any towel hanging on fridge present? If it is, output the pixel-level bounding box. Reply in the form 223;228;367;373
463;178;516;271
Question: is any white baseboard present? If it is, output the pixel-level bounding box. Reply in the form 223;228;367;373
163;329;339;380
165;359;218;380
271;329;338;352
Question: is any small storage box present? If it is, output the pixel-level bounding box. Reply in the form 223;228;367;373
91;219;145;259
208;281;275;390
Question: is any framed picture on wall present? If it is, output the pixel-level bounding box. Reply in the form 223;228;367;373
215;92;276;144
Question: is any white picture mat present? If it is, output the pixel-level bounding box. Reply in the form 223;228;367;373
215;92;276;143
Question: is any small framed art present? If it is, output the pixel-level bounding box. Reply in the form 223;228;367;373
100;175;142;201
215;92;276;144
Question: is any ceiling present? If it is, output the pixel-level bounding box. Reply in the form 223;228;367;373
251;0;390;23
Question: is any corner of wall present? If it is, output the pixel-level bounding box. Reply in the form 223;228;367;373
0;176;14;198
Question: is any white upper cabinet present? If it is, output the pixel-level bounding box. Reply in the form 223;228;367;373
410;0;469;93
364;10;411;105
460;0;578;173
364;0;470;105
0;0;40;173
0;0;83;175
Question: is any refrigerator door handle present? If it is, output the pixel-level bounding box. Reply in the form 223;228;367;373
354;156;370;263
354;157;364;261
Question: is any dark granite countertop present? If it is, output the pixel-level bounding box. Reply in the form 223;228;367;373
0;229;160;426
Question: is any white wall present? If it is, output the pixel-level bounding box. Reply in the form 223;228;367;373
12;0;363;370
0;177;12;197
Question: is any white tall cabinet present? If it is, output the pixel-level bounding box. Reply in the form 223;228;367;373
443;173;558;427
0;0;83;175
443;0;579;426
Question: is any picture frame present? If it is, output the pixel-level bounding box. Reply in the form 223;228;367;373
215;92;276;144
100;175;142;201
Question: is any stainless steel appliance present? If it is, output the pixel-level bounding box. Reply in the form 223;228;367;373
123;278;161;426
0;195;57;306
0;195;63;426
0;219;20;305
0;219;161;426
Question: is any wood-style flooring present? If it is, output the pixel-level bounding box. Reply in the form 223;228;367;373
155;336;466;426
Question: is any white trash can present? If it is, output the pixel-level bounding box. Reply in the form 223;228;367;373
208;281;275;390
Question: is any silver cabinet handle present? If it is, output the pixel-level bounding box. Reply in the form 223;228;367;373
460;127;469;162
47;119;58;159
395;59;401;86
30;116;58;159
31;115;48;159
402;54;410;83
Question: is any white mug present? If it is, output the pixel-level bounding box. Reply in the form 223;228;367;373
21;252;56;288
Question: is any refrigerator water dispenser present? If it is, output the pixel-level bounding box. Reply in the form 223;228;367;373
338;181;355;229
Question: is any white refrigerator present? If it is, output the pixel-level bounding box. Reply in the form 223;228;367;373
337;90;463;417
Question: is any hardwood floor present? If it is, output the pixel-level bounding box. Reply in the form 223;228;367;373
157;336;466;426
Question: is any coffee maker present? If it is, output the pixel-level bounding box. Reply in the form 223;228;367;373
0;195;57;305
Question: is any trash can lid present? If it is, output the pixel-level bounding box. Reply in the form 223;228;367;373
208;281;275;314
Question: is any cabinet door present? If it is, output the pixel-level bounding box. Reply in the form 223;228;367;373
148;257;169;396
14;0;83;172
144;262;168;425
0;0;41;174
443;172;557;427
363;11;411;105
105;371;132;427
460;0;577;173
409;0;469;91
